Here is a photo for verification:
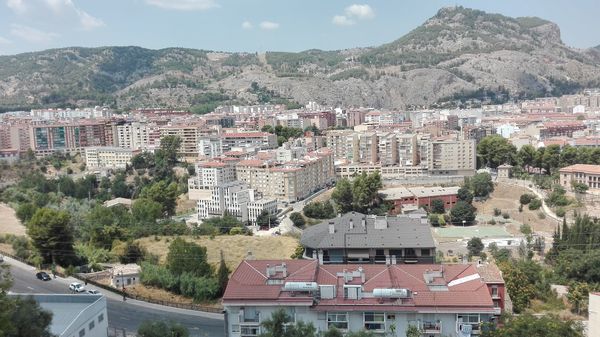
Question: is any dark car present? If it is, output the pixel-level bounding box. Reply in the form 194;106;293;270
36;272;51;281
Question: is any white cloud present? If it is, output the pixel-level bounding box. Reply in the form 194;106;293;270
345;4;375;20
76;8;105;30
145;0;217;11
42;0;104;30
10;24;59;43
333;4;375;27
259;21;279;30
332;15;355;26
0;36;12;44
242;21;253;30
6;0;27;13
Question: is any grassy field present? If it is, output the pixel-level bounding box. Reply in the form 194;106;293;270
136;234;299;270
0;203;26;236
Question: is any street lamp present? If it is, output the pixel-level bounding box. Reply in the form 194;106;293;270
462;220;466;227
120;271;126;301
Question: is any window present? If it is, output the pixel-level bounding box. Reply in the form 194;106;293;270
79;329;85;337
491;286;499;297
458;314;480;325
89;321;95;330
421;249;431;257
98;314;104;323
364;312;385;331
327;313;348;330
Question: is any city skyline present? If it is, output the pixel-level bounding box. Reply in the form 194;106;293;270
0;0;599;56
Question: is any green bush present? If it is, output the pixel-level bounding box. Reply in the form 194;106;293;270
529;199;542;210
538;212;546;219
502;212;510;219
520;224;532;235
493;208;502;216
519;194;533;205
140;262;220;302
555;207;566;218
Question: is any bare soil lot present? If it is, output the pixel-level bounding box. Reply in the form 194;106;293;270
0;203;26;236
136;234;299;270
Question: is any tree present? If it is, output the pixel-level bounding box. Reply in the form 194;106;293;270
140;180;179;216
323;327;344;337
477;135;516;169
332;178;354;213
15;203;38;223
571;181;589;194
259;309;317;337
157;135;182;167
132;198;164;225
406;325;422;337
166;238;212;277
457;186;473;204
27;208;76;266
450;201;476;225
566;282;590;315
467;237;484;256
517;144;537;169
519;194;533;205
542;144;561;174
470;172;494;197
5;296;54;337
201;215;243;234
430;199;445;214
289;212;306;227
481;314;583;337
217;250;230;297
137;320;189;337
256;210;278;227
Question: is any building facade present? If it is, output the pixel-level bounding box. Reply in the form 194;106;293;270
84;147;133;170
223;260;502;337
559;164;600;191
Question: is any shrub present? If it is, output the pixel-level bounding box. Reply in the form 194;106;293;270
519;194;533;205
493;208;502;216
229;227;244;235
538;212;546;219
502;212;510;219
520;224;532;235
555;207;566;218
518;204;523;212
529;199;542;210
488;219;497;225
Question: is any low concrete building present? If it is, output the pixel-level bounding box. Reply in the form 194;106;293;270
84;146;134;170
559;164;600;191
110;264;141;289
9;294;108;337
380;186;460;214
300;212;436;264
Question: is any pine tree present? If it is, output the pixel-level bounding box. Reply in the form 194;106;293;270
217;250;230;297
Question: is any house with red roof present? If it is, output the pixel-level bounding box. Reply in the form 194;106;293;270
223;259;504;337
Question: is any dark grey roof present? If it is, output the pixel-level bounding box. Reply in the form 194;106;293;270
300;212;436;249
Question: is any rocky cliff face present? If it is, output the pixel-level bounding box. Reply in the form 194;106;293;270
0;6;599;111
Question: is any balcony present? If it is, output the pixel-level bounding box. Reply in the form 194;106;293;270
239;324;260;337
422;321;442;334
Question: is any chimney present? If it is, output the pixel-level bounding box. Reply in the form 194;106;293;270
362;215;366;228
328;221;335;234
266;264;271;277
349;219;354;229
359;266;365;283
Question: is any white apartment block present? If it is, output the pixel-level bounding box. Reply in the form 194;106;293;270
325;130;354;162
116;122;154;151
396;134;417;166
377;132;398;166
276;143;307;162
84;146;133;170
426;139;476;175
188;160;237;200
198;135;223;158
221;132;278;152
197;181;276;225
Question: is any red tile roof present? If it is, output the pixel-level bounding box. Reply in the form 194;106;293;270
559;164;600;175
223;259;498;311
222;132;271;138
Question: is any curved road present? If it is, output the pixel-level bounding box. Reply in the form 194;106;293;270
6;256;224;337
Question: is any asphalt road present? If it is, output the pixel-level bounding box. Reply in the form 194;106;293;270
6;257;225;337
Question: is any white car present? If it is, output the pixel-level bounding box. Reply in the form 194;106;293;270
86;289;101;295
69;282;86;293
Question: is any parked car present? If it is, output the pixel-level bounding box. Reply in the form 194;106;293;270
86;289;101;295
69;282;86;293
36;272;51;281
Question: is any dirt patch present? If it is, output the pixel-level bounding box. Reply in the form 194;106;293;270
0;203;26;236
136;235;299;270
310;188;334;204
474;183;559;235
126;284;221;308
176;194;197;215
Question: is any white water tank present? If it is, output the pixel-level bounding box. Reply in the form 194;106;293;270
283;282;319;292
373;288;410;298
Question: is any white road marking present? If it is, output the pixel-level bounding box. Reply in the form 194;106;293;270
27;286;34;290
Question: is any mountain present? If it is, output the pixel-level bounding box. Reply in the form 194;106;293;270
1;6;600;111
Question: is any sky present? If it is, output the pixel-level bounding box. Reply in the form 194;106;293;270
0;0;599;56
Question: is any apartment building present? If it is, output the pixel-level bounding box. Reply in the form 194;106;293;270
236;150;335;202
197;181;276;225
301;212;436;264
84;147;134;170
353;132;378;164
223;260;502;337
425;139;476;176
188;160;237;200
325;130;355;162
221;132;278;152
336;164;428;180
559;164;600;191
116;122;155;151
377;132;397;166
30;122;109;155
198;135;224;158
396;134;417;166
539;122;586;140
160;124;204;160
